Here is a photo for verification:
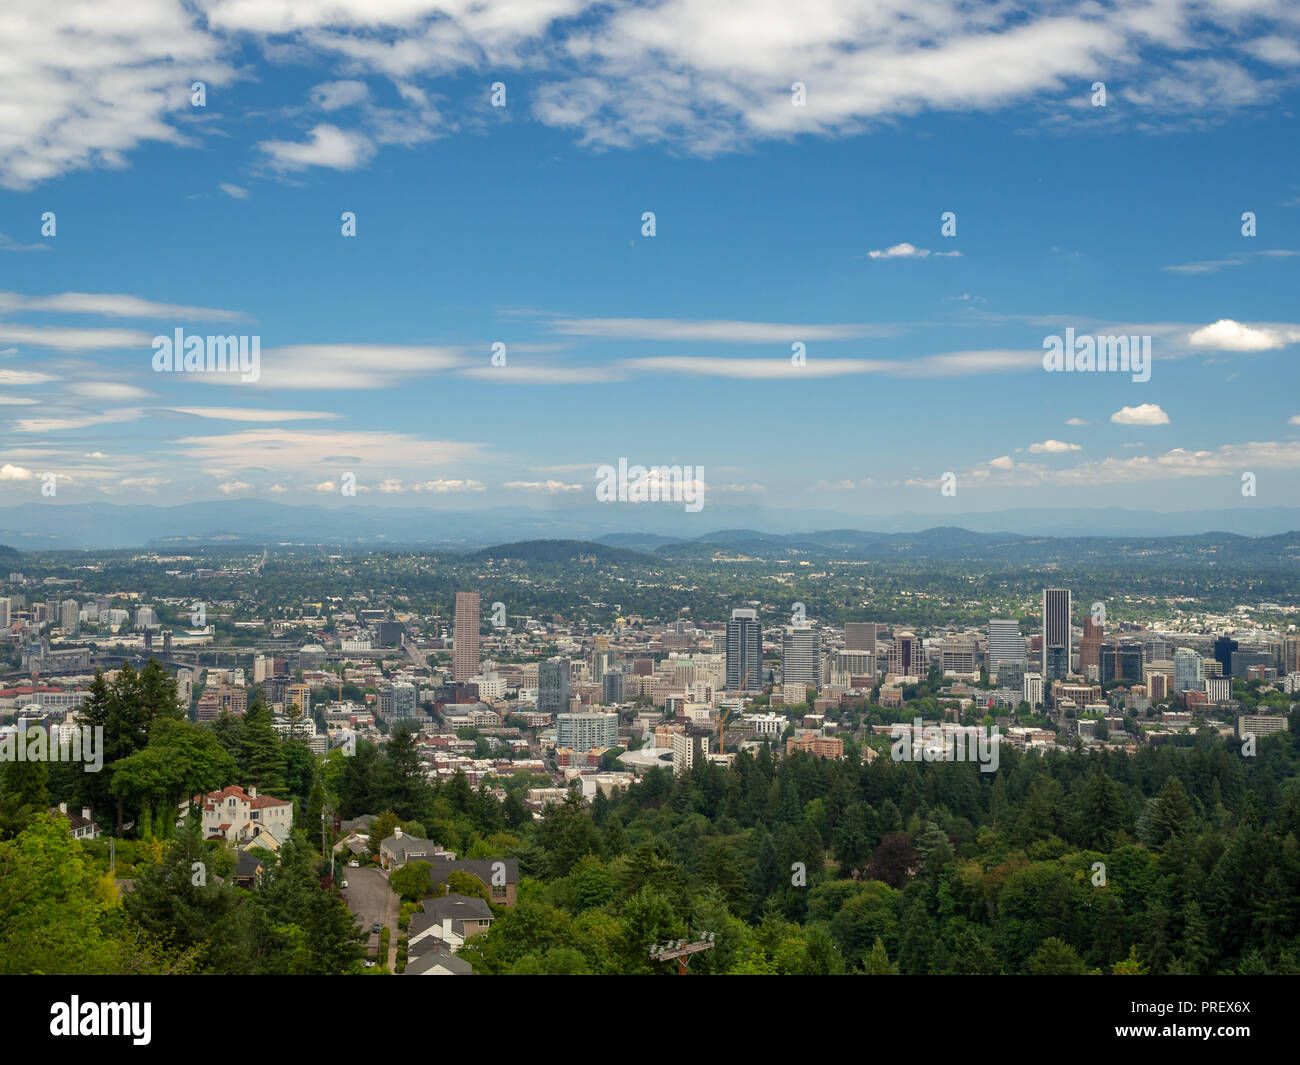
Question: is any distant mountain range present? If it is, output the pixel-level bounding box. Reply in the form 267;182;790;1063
0;499;1298;551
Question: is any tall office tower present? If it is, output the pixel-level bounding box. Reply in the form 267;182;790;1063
1041;589;1072;682
1285;636;1300;675
591;649;617;683
1023;672;1044;707
1146;671;1169;700
602;669;626;704
1100;643;1144;685
1080;616;1104;678
726;608;762;690
1173;648;1204;695
1214;635;1239;678
987;619;1027;678
60;599;79;633
940;636;978;676
888;631;924;679
538;657;571;714
1145;636;1171;662
136;606;159;630
844;622;878;654
0;597;10;630
453;591;481;682
782;627;821;690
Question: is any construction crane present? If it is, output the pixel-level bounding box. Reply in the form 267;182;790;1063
650;933;716;974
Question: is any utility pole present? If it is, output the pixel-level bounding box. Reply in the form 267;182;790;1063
650;933;715;974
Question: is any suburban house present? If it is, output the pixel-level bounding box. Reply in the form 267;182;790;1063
232;851;264;889
186;785;294;844
50;802;99;840
408;894;494;953
418;855;520;907
406;939;473;975
378;826;449;870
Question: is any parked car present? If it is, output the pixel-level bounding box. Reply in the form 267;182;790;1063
348;860;359;867
340;880;348;889
363;959;376;968
372;921;381;934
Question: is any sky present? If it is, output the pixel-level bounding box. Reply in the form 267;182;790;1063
1;0;1299;525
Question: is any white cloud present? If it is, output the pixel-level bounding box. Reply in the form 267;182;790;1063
0;0;230;189
1029;440;1081;453
0;463;33;480
548;317;890;342
458;365;622;384
503;479;584;492
12;408;143;433
1111;404;1170;426
194;344;464;389
1065;417;1089;426
868;243;959;259
1187;318;1300;352
66;382;154;402
988;455;1015;470
0;290;246;320
310;80;372;110
219;183;250;199
0;394;39;406
258;124;376;171
166;406;341;421
2;1;1296;185
217;480;251;494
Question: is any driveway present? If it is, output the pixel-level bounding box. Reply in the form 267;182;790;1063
340;865;399;969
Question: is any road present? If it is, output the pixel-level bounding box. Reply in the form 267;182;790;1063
339;865;400;970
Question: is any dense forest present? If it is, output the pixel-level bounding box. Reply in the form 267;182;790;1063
3;659;1299;975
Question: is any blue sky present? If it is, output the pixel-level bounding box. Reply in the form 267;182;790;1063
1;0;1299;523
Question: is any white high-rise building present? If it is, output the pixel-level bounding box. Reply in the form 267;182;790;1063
781;627;821;690
987;619;1027;677
1023;672;1044;707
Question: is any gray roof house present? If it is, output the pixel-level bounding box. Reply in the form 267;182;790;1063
408;894;494;952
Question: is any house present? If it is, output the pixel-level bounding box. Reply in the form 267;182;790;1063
239;828;284;854
406;938;473;975
408;894;494;953
232;851;264;889
378;826;448;870
417;855;520;907
186;784;294;844
50;802;99;840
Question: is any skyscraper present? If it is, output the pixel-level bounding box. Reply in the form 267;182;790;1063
888;631;924;679
1214;634;1239;678
844;622;878;654
726;608;762;690
1041;589;1072;682
538;657;571;715
1080;615;1103;679
453;591;480;682
1100;643;1144;686
781;627;821;690
1173;648;1204;695
987;619;1026;679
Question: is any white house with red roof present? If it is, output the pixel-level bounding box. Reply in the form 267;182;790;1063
188;785;294;844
